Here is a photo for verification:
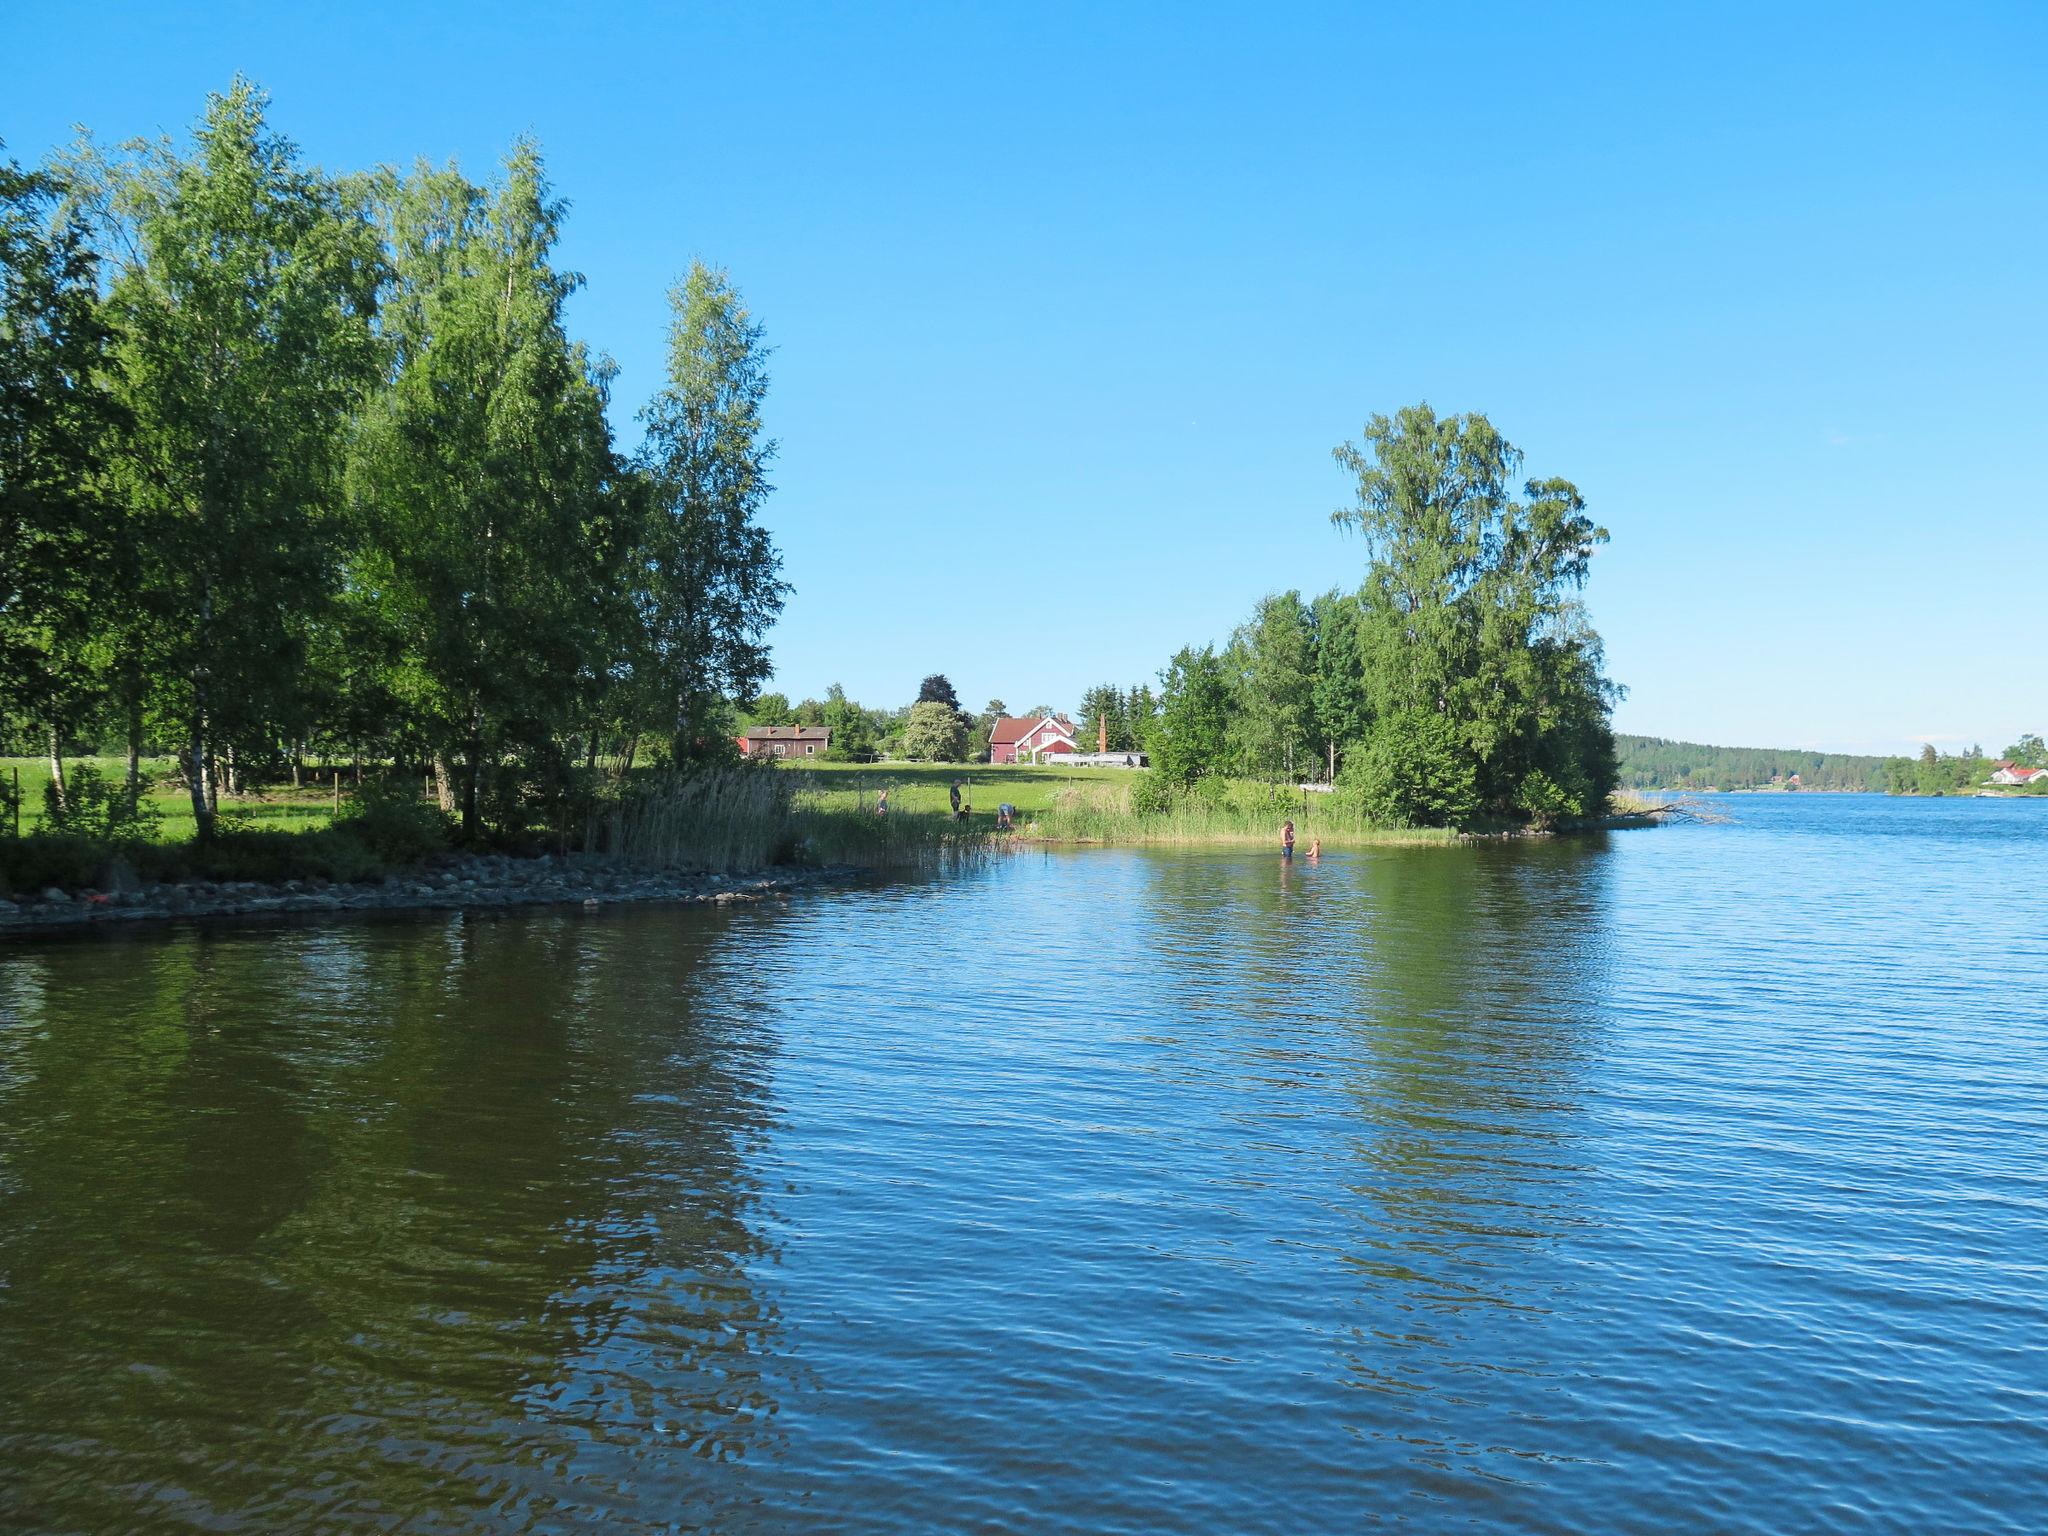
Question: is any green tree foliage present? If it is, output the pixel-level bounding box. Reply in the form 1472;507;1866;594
1153;645;1231;786
97;80;384;836
1146;404;1618;828
742;692;796;727
634;263;788;770
901;699;968;762
917;674;962;712
820;683;880;761
1341;709;1479;828
1329;404;1616;823
1225;591;1316;781
2003;733;2046;768
1616;735;1891;791
0;151;122;798
346;148;625;834
1882;746;1996;796
0;83;796;848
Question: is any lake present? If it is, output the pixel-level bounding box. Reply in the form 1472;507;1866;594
2;795;2044;1533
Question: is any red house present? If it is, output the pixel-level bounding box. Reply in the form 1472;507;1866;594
737;725;830;759
988;715;1077;764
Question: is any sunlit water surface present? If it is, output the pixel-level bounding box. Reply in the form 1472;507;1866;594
2;795;2045;1533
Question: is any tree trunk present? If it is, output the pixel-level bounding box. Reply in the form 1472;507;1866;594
225;741;242;798
462;731;482;840
584;731;599;772
291;742;303;789
432;751;457;814
621;734;640;777
188;687;213;838
126;686;143;813
46;724;66;816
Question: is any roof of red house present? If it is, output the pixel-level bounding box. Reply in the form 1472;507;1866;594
740;725;830;741
990;715;1073;746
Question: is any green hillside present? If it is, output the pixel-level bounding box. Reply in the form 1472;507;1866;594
1616;735;1890;792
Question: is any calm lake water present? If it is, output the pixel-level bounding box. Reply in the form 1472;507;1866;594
2;795;2045;1533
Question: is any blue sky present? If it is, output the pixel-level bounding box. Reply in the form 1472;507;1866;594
6;1;2043;754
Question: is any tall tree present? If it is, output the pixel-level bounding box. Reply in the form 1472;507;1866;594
0;152;122;809
635;262;788;770
1226;591;1317;781
347;147;622;834
1309;588;1369;782
1333;403;1614;820
95;81;383;836
917;674;962;712
1153;645;1231;786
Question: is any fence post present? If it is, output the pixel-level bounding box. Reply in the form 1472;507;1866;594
333;771;340;814
10;766;17;838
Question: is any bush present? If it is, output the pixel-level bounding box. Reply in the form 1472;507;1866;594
333;777;451;864
1129;770;1173;817
39;765;162;843
1343;710;1480;829
0;833;110;894
1514;769;1574;829
151;827;384;885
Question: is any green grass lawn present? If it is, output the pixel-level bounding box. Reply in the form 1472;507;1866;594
1;756;342;841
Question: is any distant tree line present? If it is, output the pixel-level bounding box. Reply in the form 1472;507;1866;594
0;80;786;840
1881;735;2047;796
1617;733;2048;796
1617;736;1892;792
1142;406;1620;828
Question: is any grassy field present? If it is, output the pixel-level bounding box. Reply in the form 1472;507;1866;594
2;756;345;840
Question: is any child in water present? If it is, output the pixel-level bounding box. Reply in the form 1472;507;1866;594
1307;838;1320;861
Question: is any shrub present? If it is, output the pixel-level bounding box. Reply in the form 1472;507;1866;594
1514;769;1573;829
39;765;162;843
1129;770;1174;817
333;777;450;864
0;833;109;894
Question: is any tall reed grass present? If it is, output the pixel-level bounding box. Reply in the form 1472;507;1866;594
1026;779;1462;847
595;766;994;872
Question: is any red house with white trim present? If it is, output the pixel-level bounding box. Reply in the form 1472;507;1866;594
988;715;1077;764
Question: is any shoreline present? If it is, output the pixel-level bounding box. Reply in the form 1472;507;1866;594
0;853;855;937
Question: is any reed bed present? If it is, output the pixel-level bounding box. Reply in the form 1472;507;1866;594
597;766;993;872
1025;780;1462;848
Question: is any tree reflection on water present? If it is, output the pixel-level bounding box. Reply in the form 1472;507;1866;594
0;907;790;1533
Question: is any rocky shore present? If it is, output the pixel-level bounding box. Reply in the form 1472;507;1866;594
0;852;851;935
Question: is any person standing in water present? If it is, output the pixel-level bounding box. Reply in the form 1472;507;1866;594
1307;837;1320;861
1281;819;1296;861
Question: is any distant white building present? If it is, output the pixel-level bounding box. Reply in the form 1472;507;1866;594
1987;760;2048;786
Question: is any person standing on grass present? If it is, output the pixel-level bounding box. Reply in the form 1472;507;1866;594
876;788;889;817
949;779;962;817
1281;819;1296;861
